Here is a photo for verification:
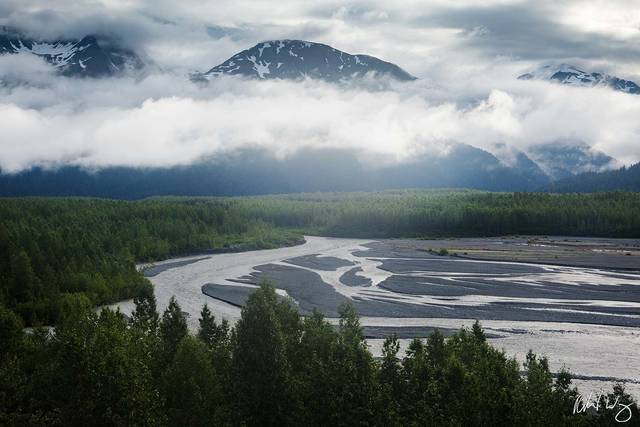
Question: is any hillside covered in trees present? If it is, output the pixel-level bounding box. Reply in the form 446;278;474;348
1;283;637;426
0;198;302;324
0;146;551;198
550;162;640;192
2;191;639;325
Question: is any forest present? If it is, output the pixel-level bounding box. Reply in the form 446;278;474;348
1;192;640;425
1;283;637;426
2;191;639;325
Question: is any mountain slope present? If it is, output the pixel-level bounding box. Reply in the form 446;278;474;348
198;40;416;82
518;64;640;94
549;162;640;192
0;27;144;77
0;144;552;199
490;144;550;186
380;144;550;191
527;141;616;180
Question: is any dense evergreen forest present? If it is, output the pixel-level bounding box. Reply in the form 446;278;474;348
1;192;639;425
232;190;640;237
0;198;302;324
1;283;637;426
2;191;639;325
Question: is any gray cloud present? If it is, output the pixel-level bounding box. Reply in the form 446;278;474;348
412;2;640;71
3;1;638;76
1;0;639;173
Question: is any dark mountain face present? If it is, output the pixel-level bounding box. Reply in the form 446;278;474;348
197;40;416;82
549;162;640;192
0;144;552;199
490;144;550;186
0;27;144;77
2;138;621;197
518;64;640;94
380;144;550;191
527;141;615;181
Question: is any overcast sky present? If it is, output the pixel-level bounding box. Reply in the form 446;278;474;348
1;0;640;172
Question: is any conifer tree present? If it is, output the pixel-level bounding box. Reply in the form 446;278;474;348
159;296;187;366
131;284;159;335
231;282;298;426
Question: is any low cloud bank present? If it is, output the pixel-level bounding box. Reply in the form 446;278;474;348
1;67;640;173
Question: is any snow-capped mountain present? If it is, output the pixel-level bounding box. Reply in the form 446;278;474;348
197;40;416;82
0;27;144;77
518;64;640;94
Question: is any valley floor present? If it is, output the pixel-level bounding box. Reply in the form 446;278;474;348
108;235;640;398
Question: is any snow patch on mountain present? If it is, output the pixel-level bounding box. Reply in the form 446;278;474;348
196;40;415;83
519;64;640;94
0;27;144;77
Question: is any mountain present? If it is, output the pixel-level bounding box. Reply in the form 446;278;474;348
490;144;550;185
549;162;640;192
518;64;640;94
0;144;551;199
4;139;625;198
196;40;416;82
527;141;616;181
0;27;144;77
380;144;550;191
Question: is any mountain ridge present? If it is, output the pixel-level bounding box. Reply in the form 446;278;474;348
196;39;416;82
526;141;616;181
0;140;627;197
0;144;554;198
518;64;640;94
549;162;640;192
0;27;144;77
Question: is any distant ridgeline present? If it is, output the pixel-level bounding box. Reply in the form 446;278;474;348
0;143;629;198
0;26;144;77
518;64;640;94
549;162;640;192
